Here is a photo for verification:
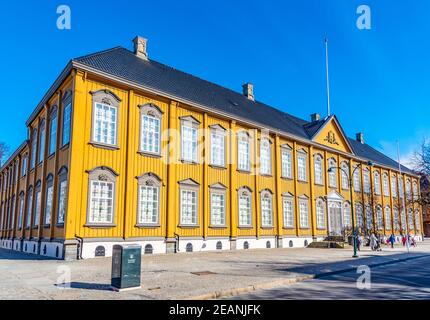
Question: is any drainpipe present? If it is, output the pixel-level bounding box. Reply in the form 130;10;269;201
75;234;83;260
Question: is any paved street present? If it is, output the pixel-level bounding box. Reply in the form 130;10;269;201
230;255;430;300
0;241;428;299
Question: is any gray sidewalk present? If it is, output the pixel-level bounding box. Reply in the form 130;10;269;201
0;241;428;300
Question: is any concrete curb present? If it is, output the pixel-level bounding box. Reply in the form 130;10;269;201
184;254;428;300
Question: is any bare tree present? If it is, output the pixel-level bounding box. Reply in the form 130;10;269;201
411;138;430;176
0;142;9;167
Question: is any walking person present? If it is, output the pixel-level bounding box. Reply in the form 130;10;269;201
356;234;362;251
370;233;377;251
389;234;395;249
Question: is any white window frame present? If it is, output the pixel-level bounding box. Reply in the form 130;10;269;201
316;198;325;229
87;167;116;226
49;107;58;156
210;125;226;167
385;206;392;230
25;188;33;229
281;146;292;179
62;99;72;147
260;190;273;227
140;104;163;156
376;205;383;230
180;116;200;163
374;171;381;195
238;187;252;227
392;175;398;197
363;169;371;194
34;183;42;228
44;178;54;226
383;174;389;197
18;194;24;230
328;158;337;188
314;154;323;185
353;167;361;192
299;197;309;228
137;173;161;226
365;205;373;230
282;194;294;228
259;138;272;176
341;162;349;190
398;177;403;198
343;202;351;228
30;130;37;170
297;150;307;182
237;132;251;172
179;179;199;226
210;183;226;227
38;120;46;164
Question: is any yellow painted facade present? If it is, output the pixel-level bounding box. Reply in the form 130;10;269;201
0;42;424;259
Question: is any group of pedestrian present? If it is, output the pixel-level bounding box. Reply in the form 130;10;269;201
354;233;417;252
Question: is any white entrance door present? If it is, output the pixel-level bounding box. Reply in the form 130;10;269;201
328;201;343;236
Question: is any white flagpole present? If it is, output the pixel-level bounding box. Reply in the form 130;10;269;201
325;38;331;117
397;141;410;253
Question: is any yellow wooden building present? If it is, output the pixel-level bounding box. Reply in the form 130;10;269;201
0;36;424;259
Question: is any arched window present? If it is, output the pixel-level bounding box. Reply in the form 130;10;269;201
87;167;117;225
34;180;42;228
376;205;383;230
91;90;120;147
363;169;371;194
401;209;407;231
385;206;392;230
57;167;68;225
391;175;398;197
44;174;54;226
316;198;325;229
49;106;58;155
415;210;421;231
260;190;273;227
328;158;337;188
383;173;389;196
216;241;223;250
25;186;33;228
266;241;271;249
137;173;161;226
353;166;361;191
393;207;400;230
365;205;373;230
398;176;404;198
406;180;411;199
260;138;272;175
38;120;46;164
282;193;294;228
341;161;349;190
17;192;25;230
314;154;323;185
408;208;414;230
62;91;72;147
140;104;163;155
144;244;154;255
374;171;381;195
343;202;351;228
237;131;251;172
243;241;249;250
238;187;252;227
30;129;37;170
413;181;418;201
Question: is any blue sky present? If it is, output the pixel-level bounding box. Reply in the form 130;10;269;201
0;0;429;165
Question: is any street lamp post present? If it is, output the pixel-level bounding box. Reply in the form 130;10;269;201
328;161;373;258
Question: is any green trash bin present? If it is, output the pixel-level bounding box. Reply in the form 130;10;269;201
111;244;142;291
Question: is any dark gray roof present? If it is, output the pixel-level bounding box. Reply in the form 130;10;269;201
73;46;413;174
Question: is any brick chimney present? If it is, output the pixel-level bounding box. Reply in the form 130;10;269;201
133;36;148;60
242;83;254;101
356;132;364;144
310;113;320;122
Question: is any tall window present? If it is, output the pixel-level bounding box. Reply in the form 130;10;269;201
25;188;33;228
49;108;58;155
9;196;15;230
179;179;199;225
93;103;117;145
406;180;411;200
34;182;42;227
398;177;403;198
259;138;271;175
44;175;54;226
391;175;398;197
328;159;337;188
282;195;294;228
299;197;309;228
383;174;389;196
393;207;400;230
408;209;414;230
343;202;351;228
374;171;381;195
238;132;250;172
415;210;421;231
18;194;24;230
385;206;392;230
314;155;323;185
341;162;349;190
401;209;407;230
62;102;72;147
87;167;115;225
181;117;199;163
297;150;307;181
365;205;373;230
376;205;383;230
137;174;161;225
38;120;46;164
30;130;37;170
316;199;325;229
281;147;292;179
21;155;28;177
140;104;162;155
210;186;226;226
353;167;361;191
210;126;225;167
260;190;273;227
238;187;252;227
363;169;371;194
413;182;418;201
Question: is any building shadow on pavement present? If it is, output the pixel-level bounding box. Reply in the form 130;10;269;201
55;282;113;291
0;249;56;261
